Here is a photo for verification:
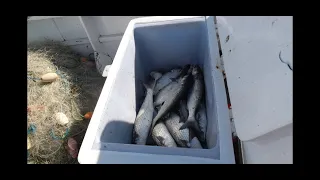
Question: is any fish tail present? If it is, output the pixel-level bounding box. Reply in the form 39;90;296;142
145;78;159;91
143;82;152;90
150;71;162;81
151;101;168;130
144;72;161;91
180;117;200;133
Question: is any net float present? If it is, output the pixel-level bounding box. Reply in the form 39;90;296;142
41;73;58;83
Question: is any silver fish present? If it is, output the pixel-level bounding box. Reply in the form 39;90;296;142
196;102;207;142
154;81;179;107
146;108;161;146
133;73;161;145
153;65;190;108
154;68;181;95
151;66;192;130
178;100;188;123
152;121;177;147
180;65;204;136
164;113;190;147
190;136;203;149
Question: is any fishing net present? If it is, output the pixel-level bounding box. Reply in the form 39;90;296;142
27;42;105;164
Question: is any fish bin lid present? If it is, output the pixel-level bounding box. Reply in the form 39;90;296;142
218;16;293;141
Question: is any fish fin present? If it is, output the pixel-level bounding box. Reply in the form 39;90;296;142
180;117;201;133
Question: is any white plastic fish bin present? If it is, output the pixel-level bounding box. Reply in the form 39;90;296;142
78;16;235;164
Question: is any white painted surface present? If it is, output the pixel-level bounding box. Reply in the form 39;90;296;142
242;124;292;164
53;16;88;40
216;16;293;141
79;16;112;75
216;16;293;163
27;16;141;61
28;16;63;21
27;16;93;58
27;19;64;42
79;16;146;76
62;38;91;46
99;34;123;43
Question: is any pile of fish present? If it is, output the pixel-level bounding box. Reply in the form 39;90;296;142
132;64;208;149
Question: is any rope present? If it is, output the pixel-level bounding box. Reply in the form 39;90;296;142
28;59;86;142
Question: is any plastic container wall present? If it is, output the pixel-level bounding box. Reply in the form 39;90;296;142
79;16;234;164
